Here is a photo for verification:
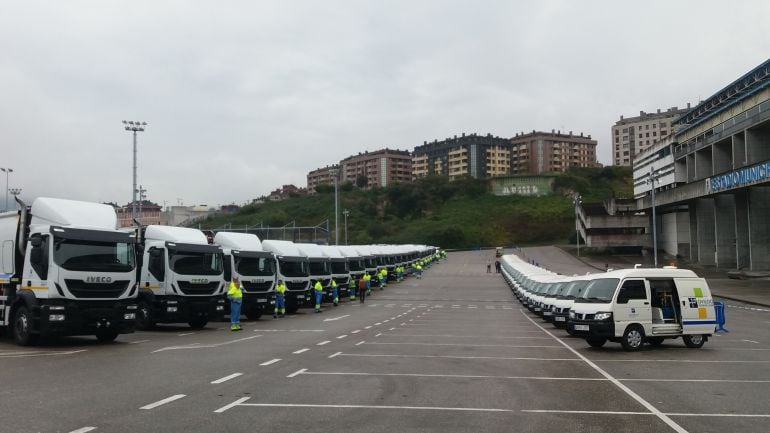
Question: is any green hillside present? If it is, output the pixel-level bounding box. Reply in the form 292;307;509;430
198;166;633;248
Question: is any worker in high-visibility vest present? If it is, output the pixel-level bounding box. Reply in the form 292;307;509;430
378;268;387;290
348;277;357;301
313;280;324;313
415;263;423;279
227;277;243;331
363;272;372;296
331;278;339;306
274;280;286;318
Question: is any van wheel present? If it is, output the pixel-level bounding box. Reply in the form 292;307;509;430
647;337;665;346
12;306;39;346
586;337;607;348
621;325;645;352
683;334;706;348
95;330;119;343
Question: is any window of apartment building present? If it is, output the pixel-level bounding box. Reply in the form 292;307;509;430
646;133;650;137
639;133;643;138
622;128;628;133
645;124;649;130
615;130;619;135
661;130;667;136
615;137;619;143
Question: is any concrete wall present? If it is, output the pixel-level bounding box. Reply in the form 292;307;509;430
735;191;751;269
749;187;770;270
714;194;737;269
660;212;678;257
677;210;691;260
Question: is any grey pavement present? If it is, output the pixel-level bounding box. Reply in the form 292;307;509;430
1;250;769;433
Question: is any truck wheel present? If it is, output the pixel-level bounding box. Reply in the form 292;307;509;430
647;337;665;346
246;310;263;320
12;306;38;346
586;337;606;348
286;306;299;314
95;330;119;343
683;334;706;348
621;325;645;352
188;316;208;329
136;301;154;331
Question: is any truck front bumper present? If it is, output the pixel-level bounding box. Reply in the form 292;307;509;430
38;299;138;337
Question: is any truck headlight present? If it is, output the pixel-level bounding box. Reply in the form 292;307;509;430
49;305;65;311
166;307;178;313
594;312;612;321
124;313;136;320
48;314;66;322
568;311;576;319
216;305;224;311
127;305;138;310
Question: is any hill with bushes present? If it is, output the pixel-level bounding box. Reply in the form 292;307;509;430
197;166;633;248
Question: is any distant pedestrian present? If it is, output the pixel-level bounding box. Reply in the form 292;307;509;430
495;260;501;273
348;277;357;301
331;278;339;306
274;280;286;318
313;280;324;313
227;277;243;331
358;276;367;303
486;260;492;273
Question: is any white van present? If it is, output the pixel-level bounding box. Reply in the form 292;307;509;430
567;268;716;351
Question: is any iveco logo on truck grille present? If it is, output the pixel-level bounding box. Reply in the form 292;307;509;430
85;276;112;283
190;278;209;284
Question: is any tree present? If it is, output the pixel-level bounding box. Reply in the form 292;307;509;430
356;175;369;189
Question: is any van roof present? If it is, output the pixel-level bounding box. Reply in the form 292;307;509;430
600;268;700;279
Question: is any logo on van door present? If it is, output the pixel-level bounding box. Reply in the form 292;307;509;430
689;297;713;308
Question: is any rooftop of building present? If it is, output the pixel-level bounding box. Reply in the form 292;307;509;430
674;58;770;135
614;107;689;125
415;133;508;149
340;148;411;162
511;130;595;142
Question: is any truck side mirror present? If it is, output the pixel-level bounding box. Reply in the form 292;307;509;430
30;236;42;248
30;247;43;265
150;248;162;258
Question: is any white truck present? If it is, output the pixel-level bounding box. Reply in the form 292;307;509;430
261;240;310;313
567;268;717;351
214;232;276;320
0;197;138;345
320;245;350;299
135;225;226;329
337;245;366;289
296;243;333;303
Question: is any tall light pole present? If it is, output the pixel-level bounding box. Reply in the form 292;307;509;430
0;167;12;212
137;185;147;223
342;208;350;245
573;194;582;257
122;120;147;220
9;188;21;210
329;168;340;245
647;167;659;268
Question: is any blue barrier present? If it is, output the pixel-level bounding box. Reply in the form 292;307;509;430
714;301;728;333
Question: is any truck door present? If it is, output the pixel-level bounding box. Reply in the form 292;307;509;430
674;278;716;334
614;279;651;335
144;247;166;294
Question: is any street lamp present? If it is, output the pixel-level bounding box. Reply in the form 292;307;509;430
329;168;340;245
122;120;147;220
137;185;147;223
342;208;350;245
0;167;12;212
9;188;21;210
573;194;582;257
646;167;660;268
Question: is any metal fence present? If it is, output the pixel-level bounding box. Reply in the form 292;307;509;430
203;220;331;244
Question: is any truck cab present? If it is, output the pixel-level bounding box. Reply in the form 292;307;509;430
567;268;716;351
296;243;332;303
1;197;138;345
320;245;350;299
337;246;365;289
214;232;276;320
260;240;309;313
136;225;226;329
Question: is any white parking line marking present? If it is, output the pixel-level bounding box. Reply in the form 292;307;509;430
324;315;350;322
317;341;331;346
328;352;342;359
152;335;260;353
140;394;186;410
389;327;396;331
522;409;650;415
129;339;151;344
665;413;770;418
375;333;382;337
235;402;516;413
0;349;88;359
338;353;579;362
211;373;243;384
595;359;770;363
68;427;97;433
178;332;195;336
336;335;347;339
520;310;688;433
214;397;251;413
351;330;361;334
742;339;760;344
365;342;563;349
287;369;307;378
383;333;550;339
300;371;606;381
260;358;281;366
375;322;382;326
293;348;310;354
356;341;365;346
364;326;372;329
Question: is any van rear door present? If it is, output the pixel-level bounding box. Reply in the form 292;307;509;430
674;278;716;335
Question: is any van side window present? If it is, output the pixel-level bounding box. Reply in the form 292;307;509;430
617;280;646;304
148;248;165;282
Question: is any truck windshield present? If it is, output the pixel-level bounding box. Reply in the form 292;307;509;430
236;257;275;276
309;260;330;275
53;239;135;272
331;261;348;274
349;259;365;272
365;258;377;268
280;260;308;277
169;251;223;275
579;278;620;302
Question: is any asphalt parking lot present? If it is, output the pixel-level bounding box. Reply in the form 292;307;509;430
1;250;769;433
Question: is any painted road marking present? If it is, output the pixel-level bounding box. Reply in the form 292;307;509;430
363;342;564;349
336;335;347;339
364;326;372;329
375;333;382;337
520;310;688;433
293;348;310;354
178;332;195;336
742;339;760;344
299;371;606;381
214;397;252;413
0;349;87;359
211;373;243;384
68;427;97;433
351;330;361;334
260;358;282;366
140;394;186;410
324;315;350;322
215;400;516;414
317;341;331;346
356;341;365;346
338;353;579;362
152;335;260;353
129;339;151;344
328;352;342;358
382;333;550;339
287;368;307;378
260;329;324;332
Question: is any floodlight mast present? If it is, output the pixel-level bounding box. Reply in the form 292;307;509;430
122;120;147;220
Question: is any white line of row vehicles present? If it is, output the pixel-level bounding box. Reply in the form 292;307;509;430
499;254;718;351
0;197;438;346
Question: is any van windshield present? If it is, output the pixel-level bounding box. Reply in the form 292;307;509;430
578;278;620;302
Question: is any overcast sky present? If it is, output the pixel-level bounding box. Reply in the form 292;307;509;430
1;1;768;210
